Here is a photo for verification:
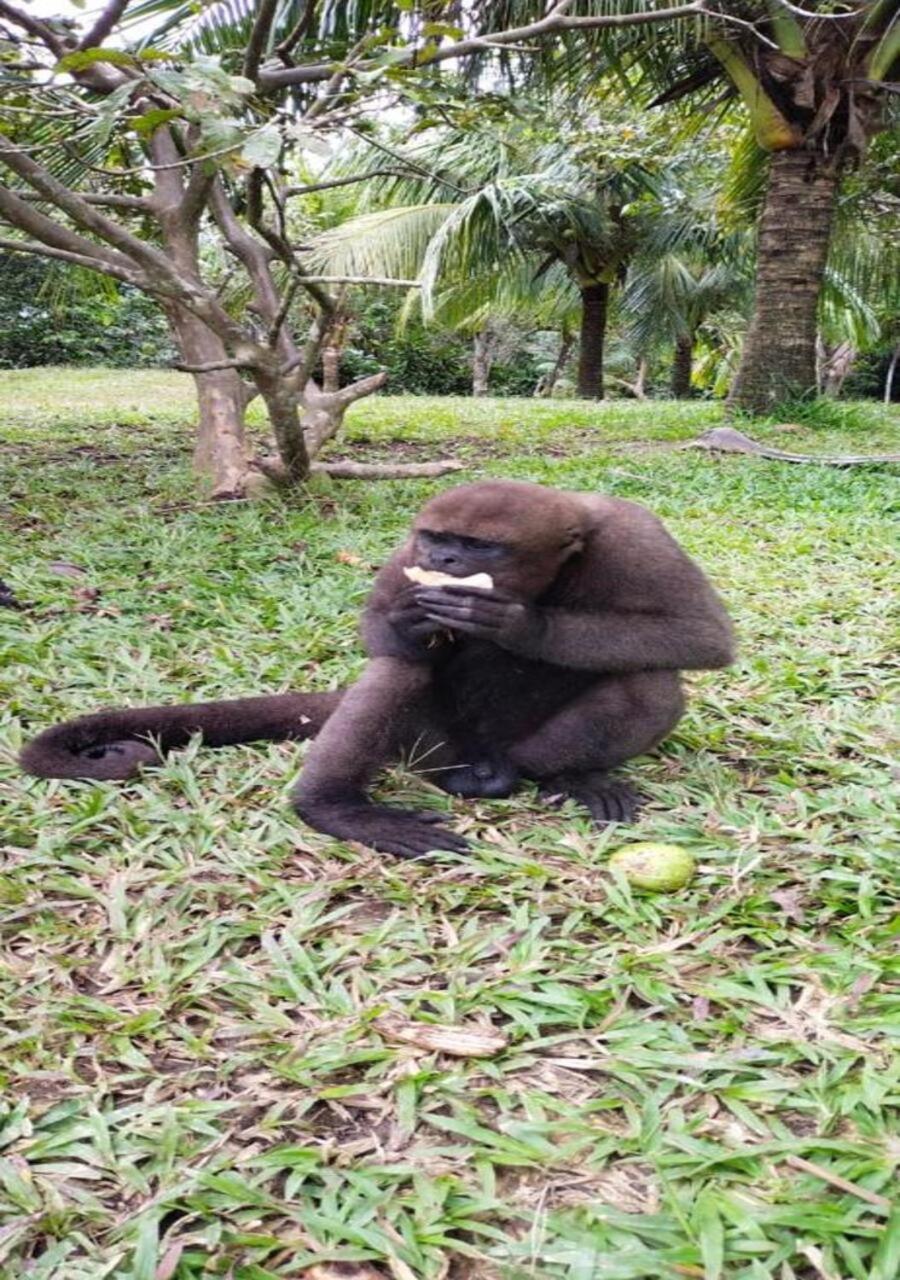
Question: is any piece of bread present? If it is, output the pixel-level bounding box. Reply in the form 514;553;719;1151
404;566;494;590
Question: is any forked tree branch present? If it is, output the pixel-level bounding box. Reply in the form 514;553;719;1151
0;182;136;274
0;0;67;57
2;146;183;280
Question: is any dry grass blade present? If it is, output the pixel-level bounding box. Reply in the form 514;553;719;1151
375;1015;509;1057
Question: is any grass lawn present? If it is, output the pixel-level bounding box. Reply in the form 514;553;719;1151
1;369;898;1280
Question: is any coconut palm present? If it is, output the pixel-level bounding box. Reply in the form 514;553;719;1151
625;252;747;396
586;0;900;412
309;116;657;397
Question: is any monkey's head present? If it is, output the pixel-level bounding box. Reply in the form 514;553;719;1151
411;481;587;597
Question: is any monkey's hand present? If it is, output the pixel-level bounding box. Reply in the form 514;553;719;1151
375;586;453;661
416;587;542;654
293;795;470;859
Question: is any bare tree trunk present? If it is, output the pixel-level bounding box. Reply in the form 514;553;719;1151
820;340;856;397
536;329;574;397
171;310;252;497
729;149;839;415
577;283;608;399
883;344;898;405
472;329;494;396
671;332;694;398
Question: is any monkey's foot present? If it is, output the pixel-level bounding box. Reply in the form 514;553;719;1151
545;772;643;825
293;797;470;859
77;739;159;779
435;756;519;799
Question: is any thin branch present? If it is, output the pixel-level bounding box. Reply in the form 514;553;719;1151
257;2;707;91
697;4;779;50
275;0;318;62
302;35;370;123
173;357;255;374
15;189;151;211
0;235;139;283
346;127;471;196
689;426;900;466
245;166;292;268
281;306;331;390
332;368;389;408
209;176;303;365
768;0;860;19
80;0;131;49
182;164;215;226
784;1155;892;1211
243;0;279;81
294;274;422;287
284;168;404;197
59;126;277;179
267;275;300;348
0;0;67;57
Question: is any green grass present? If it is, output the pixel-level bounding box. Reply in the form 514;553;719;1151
1;369;898;1280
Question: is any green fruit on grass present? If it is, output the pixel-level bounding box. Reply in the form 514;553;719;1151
608;843;696;891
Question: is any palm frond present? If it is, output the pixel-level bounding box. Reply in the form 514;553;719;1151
308;204;454;279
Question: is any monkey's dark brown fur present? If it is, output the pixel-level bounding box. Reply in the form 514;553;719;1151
21;481;735;857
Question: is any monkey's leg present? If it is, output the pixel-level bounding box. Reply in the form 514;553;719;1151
291;658;470;859
508;672;685;824
429;745;520;800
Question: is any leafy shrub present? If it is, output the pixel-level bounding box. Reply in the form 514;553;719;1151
0;254;173;368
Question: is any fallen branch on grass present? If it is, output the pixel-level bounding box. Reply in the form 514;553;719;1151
312;459;464;479
688;426;900;466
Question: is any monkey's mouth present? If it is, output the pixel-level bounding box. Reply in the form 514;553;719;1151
404;566;494;590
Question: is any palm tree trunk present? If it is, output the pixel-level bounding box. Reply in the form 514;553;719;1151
472;329;494;396
577;283;608;399
671;332;694;398
729;149;839;415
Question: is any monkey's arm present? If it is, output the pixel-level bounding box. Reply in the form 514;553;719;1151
417;588;734;672
523;602;734;671
418;500;735;674
291;657;468;858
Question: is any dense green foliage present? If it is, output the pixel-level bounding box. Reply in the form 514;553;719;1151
1;371;897;1280
339;296;545;396
0;255;173;370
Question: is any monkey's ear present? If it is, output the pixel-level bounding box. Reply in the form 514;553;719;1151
563;528;585;555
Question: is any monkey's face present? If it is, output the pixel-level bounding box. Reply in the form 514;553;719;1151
413;528;506;580
411;525;582;598
412;481;587;598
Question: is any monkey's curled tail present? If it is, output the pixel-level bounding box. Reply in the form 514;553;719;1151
19;691;344;781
